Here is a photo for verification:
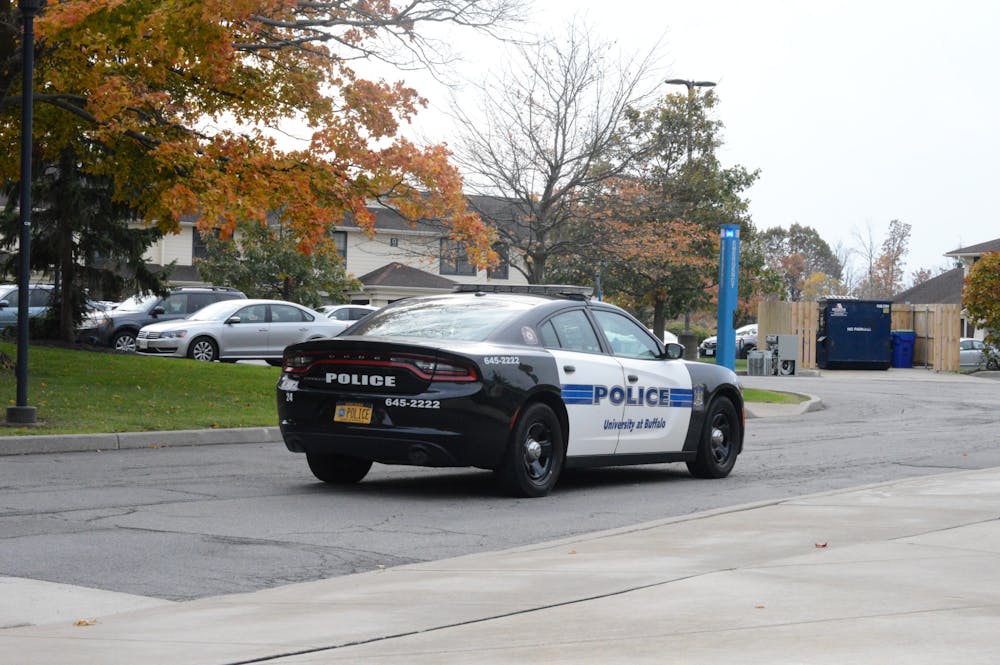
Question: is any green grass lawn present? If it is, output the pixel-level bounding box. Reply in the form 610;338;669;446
0;342;280;435
1;342;802;436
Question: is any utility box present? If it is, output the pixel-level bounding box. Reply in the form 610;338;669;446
767;334;800;375
747;350;773;376
816;299;892;370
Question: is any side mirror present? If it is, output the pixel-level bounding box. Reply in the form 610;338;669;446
0;299;8;309
151;306;165;316
664;342;685;360
225;316;241;325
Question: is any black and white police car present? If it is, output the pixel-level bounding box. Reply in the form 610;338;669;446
277;285;744;497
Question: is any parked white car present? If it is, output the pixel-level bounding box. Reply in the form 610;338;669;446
136;299;343;363
320;304;379;333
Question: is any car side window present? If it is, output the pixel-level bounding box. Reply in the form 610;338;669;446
330;308;351;321
29;288;51;307
236;304;267;323
592;310;661;360
271;304;311;323
162;294;187;315
543;310;603;353
349;307;370;320
973;340;986;351
188;293;216;312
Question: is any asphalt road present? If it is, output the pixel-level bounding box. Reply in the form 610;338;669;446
1;370;997;602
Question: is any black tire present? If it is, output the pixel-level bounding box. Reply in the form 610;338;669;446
987;357;999;371
187;336;218;362
739;344;755;359
112;330;137;353
498;403;564;498
686;396;740;479
306;452;373;484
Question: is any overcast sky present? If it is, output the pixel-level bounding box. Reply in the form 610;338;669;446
392;0;1000;284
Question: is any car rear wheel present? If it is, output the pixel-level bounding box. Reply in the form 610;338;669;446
187;337;218;362
498;403;564;498
687;396;740;479
306;453;373;484
112;331;137;353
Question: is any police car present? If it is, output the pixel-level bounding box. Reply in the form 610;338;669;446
277;285;744;497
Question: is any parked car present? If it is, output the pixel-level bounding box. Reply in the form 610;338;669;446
136;299;344;363
698;324;757;359
960;337;999;370
320;304;379;332
277;284;744;497
77;286;246;352
0;284;54;331
736;324;758;358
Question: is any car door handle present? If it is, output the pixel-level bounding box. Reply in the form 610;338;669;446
563;365;576;373
627;374;639;383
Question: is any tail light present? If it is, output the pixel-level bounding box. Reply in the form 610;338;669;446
282;350;477;382
389;354;478;382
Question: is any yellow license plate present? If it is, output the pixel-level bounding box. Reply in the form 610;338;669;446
334;403;372;424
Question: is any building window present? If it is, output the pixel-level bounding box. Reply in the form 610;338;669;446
192;227;210;260
332;231;348;259
440;239;477;276
487;243;509;280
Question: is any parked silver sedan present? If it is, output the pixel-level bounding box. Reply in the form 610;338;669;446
136;299;343;363
960;337;999;370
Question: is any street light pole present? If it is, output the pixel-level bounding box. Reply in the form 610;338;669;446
664;78;716;359
7;0;42;425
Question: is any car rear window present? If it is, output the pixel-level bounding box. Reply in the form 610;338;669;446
350;298;533;342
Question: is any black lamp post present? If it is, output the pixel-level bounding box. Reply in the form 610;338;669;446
663;79;716;163
7;0;42;425
664;78;716;358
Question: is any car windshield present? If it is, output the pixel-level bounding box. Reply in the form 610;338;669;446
0;286;15;303
351;298;534;341
186;300;244;321
115;293;160;312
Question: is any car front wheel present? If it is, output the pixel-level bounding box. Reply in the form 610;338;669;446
306;453;373;484
498;402;564;498
112;331;137;353
187;336;218;362
687;396;740;479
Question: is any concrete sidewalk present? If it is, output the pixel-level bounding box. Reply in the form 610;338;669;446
2;466;998;664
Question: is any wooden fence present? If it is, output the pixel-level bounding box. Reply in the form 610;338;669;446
756;301;960;371
890;303;961;371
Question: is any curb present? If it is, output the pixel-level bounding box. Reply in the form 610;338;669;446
744;393;823;419
0;426;282;456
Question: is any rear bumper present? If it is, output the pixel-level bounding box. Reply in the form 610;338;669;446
277;383;514;469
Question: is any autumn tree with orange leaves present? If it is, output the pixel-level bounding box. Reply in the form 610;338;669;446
584;178;715;337
0;0;517;336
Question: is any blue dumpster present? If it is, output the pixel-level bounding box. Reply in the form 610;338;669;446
816;299;893;370
891;330;916;368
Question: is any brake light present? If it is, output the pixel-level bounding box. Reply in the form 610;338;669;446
282;350;477;382
283;352;322;373
388;354;478;382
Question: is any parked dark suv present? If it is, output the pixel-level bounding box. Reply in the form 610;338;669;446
77;286;246;352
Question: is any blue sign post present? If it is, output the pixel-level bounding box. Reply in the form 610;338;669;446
716;224;741;371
